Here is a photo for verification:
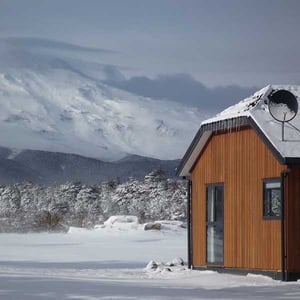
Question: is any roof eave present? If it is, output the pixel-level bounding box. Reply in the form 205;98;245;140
176;114;300;177
176;129;212;177
284;157;300;165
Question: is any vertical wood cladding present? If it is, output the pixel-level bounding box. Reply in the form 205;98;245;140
286;166;300;271
191;126;285;271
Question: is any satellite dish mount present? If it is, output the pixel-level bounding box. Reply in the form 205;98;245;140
268;89;298;141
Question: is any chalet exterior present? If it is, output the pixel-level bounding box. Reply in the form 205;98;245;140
177;85;300;281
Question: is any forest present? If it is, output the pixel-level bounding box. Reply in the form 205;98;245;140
0;170;187;232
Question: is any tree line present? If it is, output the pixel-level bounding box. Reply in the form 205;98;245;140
0;170;187;232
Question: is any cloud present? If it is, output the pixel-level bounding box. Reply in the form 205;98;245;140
0;37;259;114
0;37;118;68
3;37;117;54
105;74;258;113
0;37;127;82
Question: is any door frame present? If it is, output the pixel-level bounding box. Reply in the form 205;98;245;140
205;183;224;266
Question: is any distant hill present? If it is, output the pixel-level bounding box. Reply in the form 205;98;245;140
0;146;179;184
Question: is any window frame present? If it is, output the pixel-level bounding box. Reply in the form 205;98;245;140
262;177;281;219
205;182;224;265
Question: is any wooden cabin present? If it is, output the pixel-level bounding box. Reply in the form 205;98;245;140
177;85;300;281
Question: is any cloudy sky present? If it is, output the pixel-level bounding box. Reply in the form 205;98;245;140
1;0;300;112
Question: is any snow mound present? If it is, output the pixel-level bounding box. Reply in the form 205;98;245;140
246;273;275;281
67;226;91;234
144;258;186;277
145;260;159;271
104;215;139;225
67;217;187;236
168;257;184;266
95;215;140;231
93;218;186;233
144;222;162;231
154;220;186;231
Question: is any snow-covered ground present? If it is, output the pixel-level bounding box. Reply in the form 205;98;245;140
0;217;299;299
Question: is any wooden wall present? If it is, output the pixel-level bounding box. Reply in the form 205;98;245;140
191;126;285;271
286;165;300;271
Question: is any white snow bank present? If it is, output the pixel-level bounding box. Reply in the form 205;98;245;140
67;216;187;236
154;220;186;231
145;257;185;273
67;226;91;234
68;216;141;234
246;273;275;281
96;215;140;231
103;215;139;226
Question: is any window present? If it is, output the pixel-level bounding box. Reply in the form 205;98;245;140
206;183;224;264
263;178;281;218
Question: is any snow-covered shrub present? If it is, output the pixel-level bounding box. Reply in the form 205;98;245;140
33;210;65;232
0;185;21;215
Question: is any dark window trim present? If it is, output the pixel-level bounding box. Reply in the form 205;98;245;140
262;177;281;220
205;182;224;266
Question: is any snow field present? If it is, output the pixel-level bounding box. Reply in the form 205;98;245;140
0;217;300;299
0;217;186;264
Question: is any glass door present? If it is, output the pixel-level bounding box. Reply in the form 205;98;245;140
206;184;224;265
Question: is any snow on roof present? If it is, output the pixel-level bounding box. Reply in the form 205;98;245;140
202;84;300;159
202;85;272;125
178;84;300;176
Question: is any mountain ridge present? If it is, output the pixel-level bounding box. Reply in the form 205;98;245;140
0;146;179;184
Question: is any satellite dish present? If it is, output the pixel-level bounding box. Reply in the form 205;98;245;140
268;89;298;141
268;89;298;122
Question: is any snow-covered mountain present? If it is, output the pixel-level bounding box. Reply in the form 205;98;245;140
0;37;204;162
